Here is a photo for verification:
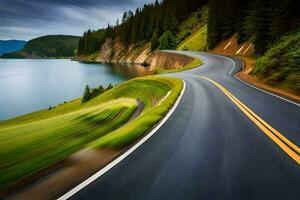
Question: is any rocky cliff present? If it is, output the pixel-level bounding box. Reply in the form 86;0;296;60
76;38;194;72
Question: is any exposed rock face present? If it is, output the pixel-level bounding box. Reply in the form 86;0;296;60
77;38;193;72
149;51;193;71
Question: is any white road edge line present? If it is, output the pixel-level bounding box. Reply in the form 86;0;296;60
57;80;186;200
209;53;300;107
234;75;300;107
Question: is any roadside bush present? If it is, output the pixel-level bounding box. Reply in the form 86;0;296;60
159;31;176;50
252;30;300;94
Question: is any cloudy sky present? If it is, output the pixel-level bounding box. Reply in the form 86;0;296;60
0;0;154;41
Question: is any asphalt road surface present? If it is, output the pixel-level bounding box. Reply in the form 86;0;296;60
66;51;300;200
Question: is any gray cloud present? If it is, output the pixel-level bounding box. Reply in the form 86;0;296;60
0;0;154;40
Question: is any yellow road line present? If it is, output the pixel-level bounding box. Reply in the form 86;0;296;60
196;75;300;164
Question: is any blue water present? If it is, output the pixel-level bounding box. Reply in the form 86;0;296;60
0;59;151;120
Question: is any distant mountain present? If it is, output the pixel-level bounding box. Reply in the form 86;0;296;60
1;35;80;58
0;40;26;55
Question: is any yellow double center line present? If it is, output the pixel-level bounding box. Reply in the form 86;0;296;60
196;75;300;164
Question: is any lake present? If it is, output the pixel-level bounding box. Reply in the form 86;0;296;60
0;59;151;121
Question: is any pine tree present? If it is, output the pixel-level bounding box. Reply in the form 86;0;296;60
221;0;237;38
131;9;141;43
107;83;113;90
82;85;91;103
122;11;128;24
175;1;190;21
207;0;222;49
162;12;178;34
268;0;296;42
151;31;159;51
244;0;270;55
236;0;252;43
77;37;84;55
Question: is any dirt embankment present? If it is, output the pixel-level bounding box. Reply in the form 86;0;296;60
211;34;254;57
76;38;194;72
7;149;119;200
211;35;300;102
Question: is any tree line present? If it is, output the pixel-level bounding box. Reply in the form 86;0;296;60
82;84;114;103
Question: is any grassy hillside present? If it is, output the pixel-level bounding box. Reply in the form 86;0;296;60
1;35;79;58
177;25;207;51
0;76;182;189
252;30;300;94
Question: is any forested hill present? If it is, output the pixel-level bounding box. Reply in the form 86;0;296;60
2;35;80;58
77;0;298;56
77;0;208;55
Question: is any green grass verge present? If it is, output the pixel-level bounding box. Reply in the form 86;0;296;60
0;76;182;189
0;99;137;188
154;58;203;74
177;25;207;51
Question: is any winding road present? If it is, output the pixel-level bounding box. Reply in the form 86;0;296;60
60;51;300;200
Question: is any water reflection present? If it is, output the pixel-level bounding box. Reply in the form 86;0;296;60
103;63;152;78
